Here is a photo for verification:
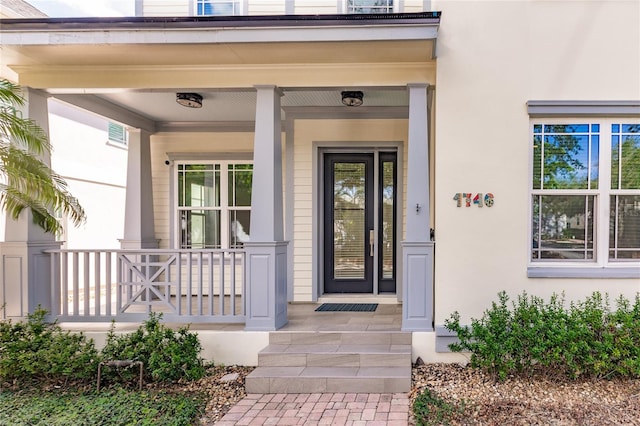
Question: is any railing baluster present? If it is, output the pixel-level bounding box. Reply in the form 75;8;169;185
230;251;236;316
186;253;192;315
241;252;245;315
61;252;68;316
177;253;182;315
106;252;112;317
145;254;151;314
116;253;122;314
72;252;79;316
197;252;203;315
50;251;60;317
219;251;225;316
208;252;213;315
94;252;101;317
84;252;90;316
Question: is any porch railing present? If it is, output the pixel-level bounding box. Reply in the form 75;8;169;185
46;249;246;323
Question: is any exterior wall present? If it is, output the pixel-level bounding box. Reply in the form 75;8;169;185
291;118;409;301
248;1;285;15
141;1;190;16
48;100;127;250
432;0;640;325
293;0;337;15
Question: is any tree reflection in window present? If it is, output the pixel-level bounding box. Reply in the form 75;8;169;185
610;124;640;260
532;125;598;260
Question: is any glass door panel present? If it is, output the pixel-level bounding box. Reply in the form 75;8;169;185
379;154;396;292
324;154;374;293
333;162;367;279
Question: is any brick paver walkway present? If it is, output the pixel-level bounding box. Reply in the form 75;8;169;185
214;392;410;425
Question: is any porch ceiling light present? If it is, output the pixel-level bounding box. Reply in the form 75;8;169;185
176;92;203;108
341;91;364;107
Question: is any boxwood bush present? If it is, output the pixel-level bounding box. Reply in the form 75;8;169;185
101;312;205;383
445;291;640;381
0;308;99;383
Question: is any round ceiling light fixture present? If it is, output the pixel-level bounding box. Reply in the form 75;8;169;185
341;91;364;107
176;92;203;108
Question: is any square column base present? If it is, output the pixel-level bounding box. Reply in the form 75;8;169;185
244;241;288;331
401;241;434;331
0;241;62;319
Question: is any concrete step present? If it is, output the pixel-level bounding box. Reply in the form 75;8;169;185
269;331;412;346
258;344;411;367
246;330;413;393
245;366;411;393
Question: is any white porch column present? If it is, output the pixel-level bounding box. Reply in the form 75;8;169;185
0;88;62;319
244;85;288;331
402;83;434;331
119;129;158;249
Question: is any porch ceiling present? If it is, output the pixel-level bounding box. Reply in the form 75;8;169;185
0;13;438;126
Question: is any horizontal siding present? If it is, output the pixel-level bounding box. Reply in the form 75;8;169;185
294;0;338;15
403;0;427;13
143;1;190;16
248;1;285;14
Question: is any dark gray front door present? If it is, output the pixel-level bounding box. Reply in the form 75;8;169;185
323;152;397;293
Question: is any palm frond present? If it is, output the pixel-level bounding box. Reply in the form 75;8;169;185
0;79;86;233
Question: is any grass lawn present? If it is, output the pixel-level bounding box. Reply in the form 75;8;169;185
0;387;205;426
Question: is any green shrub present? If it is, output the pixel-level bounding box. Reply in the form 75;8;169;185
445;291;640;381
413;388;463;426
0;308;99;383
101;313;205;382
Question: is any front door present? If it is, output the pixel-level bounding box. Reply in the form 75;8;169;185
323;152;397;293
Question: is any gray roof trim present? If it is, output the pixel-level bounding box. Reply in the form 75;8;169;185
527;100;640;117
527;266;640;279
0;15;438;45
53;94;156;133
0;12;440;30
283;106;409;120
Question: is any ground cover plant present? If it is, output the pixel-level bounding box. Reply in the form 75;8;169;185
0;388;204;426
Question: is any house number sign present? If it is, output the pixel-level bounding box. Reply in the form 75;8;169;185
453;193;495;208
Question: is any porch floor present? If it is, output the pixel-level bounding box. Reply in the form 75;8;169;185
59;302;403;332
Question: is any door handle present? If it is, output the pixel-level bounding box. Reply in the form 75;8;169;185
369;229;374;257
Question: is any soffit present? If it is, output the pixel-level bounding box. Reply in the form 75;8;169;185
1;39;433;67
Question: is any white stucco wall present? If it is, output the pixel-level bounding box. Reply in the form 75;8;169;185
432;0;640;325
48;100;127;250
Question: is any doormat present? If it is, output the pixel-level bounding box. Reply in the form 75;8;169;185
315;303;378;312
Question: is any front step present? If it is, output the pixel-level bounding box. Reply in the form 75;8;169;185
245;331;412;394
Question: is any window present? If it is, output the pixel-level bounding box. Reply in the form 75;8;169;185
108;122;127;146
196;0;240;16
176;162;252;249
346;0;393;14
531;120;640;265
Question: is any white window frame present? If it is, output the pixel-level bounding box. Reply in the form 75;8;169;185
527;115;640;278
174;159;252;250
195;0;242;16
344;0;396;14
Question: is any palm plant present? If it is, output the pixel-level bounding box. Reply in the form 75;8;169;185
0;79;85;234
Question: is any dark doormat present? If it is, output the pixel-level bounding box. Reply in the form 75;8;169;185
315;303;378;312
